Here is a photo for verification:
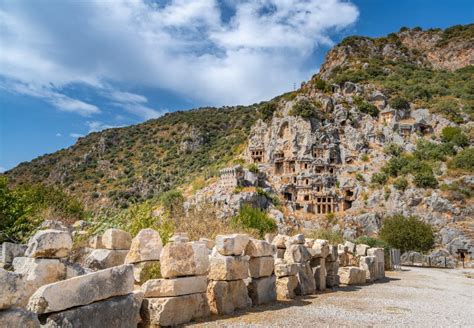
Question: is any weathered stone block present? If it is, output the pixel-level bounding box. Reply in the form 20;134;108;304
84;249;128;270
132;261;161;284
169;232;189;243
271;234;288;249
338;266;366;285
295;262;315;295
284;244;311;263
25;230;72;258
125;228;162;264
356;244;370;256
249;256;274;278
27;264;134;314
1;242;27;264
276;275;298;300
102;229;132;250
245;239;275;257
141;293;209;327
313;258;326;291
198;238;215;250
88;235;104;249
248;275;276;305
326;274;339;288
41;292;143;328
208;253;249;281
344;241;356;254
326;259;339;275
327;245;338;262
207;280;251;315
274;262;298;277
0;308;40;328
359;256;376;282
142;276;207;298
1;269;31;309
338;251;350;267
13;257;65;287
215;234;249;256
160;242;209;278
367;248;385;280
276;248;285;259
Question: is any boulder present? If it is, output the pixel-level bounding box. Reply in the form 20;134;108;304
0;308;40;328
248;275;277;305
160;242;209;278
141;293;210;327
359;256;376;282
245;239;275;257
25;230;72;258
0;269;31;309
338;266;366;285
249;256;274;278
13;257;66;287
125;228;162;264
169;233;189;243
84;249;128;270
313;258;326;291
207;280;251;315
311;239;329;258
215;234;250;256
88;235;104;249
141;276;207;297
274;262;298;277
264;233;275;244
344;241;356;254
295;262;315;295
271;234;288;249
38;220;69;232
1;242;27;264
356;244;370;256
132;261;161;284
63;261;89;279
284;244;311;263
102;229;132;250
276;275;298;300
41;292;143;328
208;253;249;281
198;238;215;250
288;234;305;245
326;274;339;288
27;264;134;314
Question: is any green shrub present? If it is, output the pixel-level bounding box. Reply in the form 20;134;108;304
379;215;434;253
313;77;329;92
289;99;317;119
356;100;379;117
441;127;469;148
248;163;259;173
413;140;454;162
361;154;369;162
231;205;277;238
413;169;438;188
382;156;410;177
371;172;388;185
354;235;388;248
159;190;184;215
308;228;343;245
258;102;277;121
384;143;403;157
389;96;410;110
449;148;474;172
393;177;408;191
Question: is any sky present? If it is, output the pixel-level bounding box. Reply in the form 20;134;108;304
0;0;473;172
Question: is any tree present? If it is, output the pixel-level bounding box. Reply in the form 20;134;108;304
441;127;469;148
379;215;434;253
389;96;410;110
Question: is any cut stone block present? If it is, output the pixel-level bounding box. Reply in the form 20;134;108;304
141;276;207;297
271;234;288;249
0;308;40;328
249;256;274;278
13;257;66;287
264;233;276;244
327;245;338;262
141;293;209;327
88;235;104;249
276;248;285;259
338;266;366;285
326;274;339;288
288;234;305;245
312;239;330;258
344;241;356;254
276;275;298;300
132;261;161;284
125;228;162;264
248;275;276;305
63;261;89;279
160;242;209;278
27;264;134;314
25;230;72;258
41;292;143;328
368;248;385;280
84;249;128;270
102;228;132;250
245;239;275;257
304;238;315;248
208;253;249;281
356;244;370;256
313;258;326;291
0;269;31;309
215;234;250;256
274;262;298;277
198;238;215;250
1;242;27;264
338;251;350;267
326;259;339;275
295;262;315;295
359;256;376;282
284;244;311;263
169;232;189;243
207;280;251;315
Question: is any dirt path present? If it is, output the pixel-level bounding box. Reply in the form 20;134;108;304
188;267;474;327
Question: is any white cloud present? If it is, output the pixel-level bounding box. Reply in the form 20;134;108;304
69;133;84;138
56;133;61;137
0;0;359;106
0;166;5;173
104;89;164;119
87;121;121;133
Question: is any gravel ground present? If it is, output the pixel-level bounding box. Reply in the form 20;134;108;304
188;267;474;327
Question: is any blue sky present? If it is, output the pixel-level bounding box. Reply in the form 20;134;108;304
0;0;473;172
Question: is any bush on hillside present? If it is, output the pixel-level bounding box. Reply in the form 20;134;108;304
389;96;410;110
289;99;317;119
393;177;409;191
441;127;469;148
231;205;277;238
308;228;343;245
449;148;474;172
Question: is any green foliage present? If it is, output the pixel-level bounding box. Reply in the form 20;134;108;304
313;77;330;92
361;154;369;162
248;164;259;174
449;148;474;172
354;97;379;117
393;177;408;191
258;102;277;121
308;228;343;245
379;215;435;253
413;169;438;188
441;127;469;147
440;181;473;201
389;96;410;110
139;262;162;281
159;190;184;215
355;173;364;182
371;172;388;185
231;205;277;238
433;98;464;124
384;143;403;157
289;99;317;119
354;235;388;248
256;188;280;206
124;202;157;237
413;140;454;161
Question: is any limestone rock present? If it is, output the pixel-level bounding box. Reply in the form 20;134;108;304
25;230;72;258
88;235;104;249
208;253;249;281
312;258;326;291
249;256;274;278
125;228;162;264
0;269;31;309
344;241;356;254
132;261;161;284
42;292;143;328
141;276;207;297
327;245;338;262
215;234;250;256
84;249;128;270
245;239;275;257
13;257;66;287
63;261;89;279
338;266;366;285
27;264;134;314
284;244;311;263
160;242;209;278
288;234;305;245
207;280;251;315
276;248;286;259
276;275;298;300
169;232;189;243
1;242;27;264
271;234;288;249
0;308;40;328
356;244;370;256
295;262;315;295
141;293;210;327
248;275;276;305
368;248;385;280
359;256;376;282
311;239;330;258
274;262;298;277
198;238;215;250
102;229;132;250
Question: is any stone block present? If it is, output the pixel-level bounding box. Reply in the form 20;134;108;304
356;244;370;256
327;245;338;262
287;234;305;246
271;234;288;249
125;228;162;264
249;256;274;278
208;253;249;281
338;266;366;285
338;252;350;267
344;241;356;254
102;229;132;250
207;280;251;315
295;262;315;295
0;308;40;328
276;248;285;259
313;258;326;291
367;248;385;280
198;238;215;250
160;242;209;278
141;293;209;327
304;238;315;248
84;249;128;270
0;269;31;309
1;242;27;263
169;232;189;243
326;274;339;288
88;235;104;249
42;292;143;328
264;233;276;244
284;244;311;263
359;256;376;282
13;257;66;287
274;262;298;277
245;239;275;257
27;264;134;314
215;234;250;256
141;276;207;297
326;259;339;275
276;275;298;300
338;244;349;254
132;261;161;284
25;230;72;258
62;261;89;279
248;275;276;305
